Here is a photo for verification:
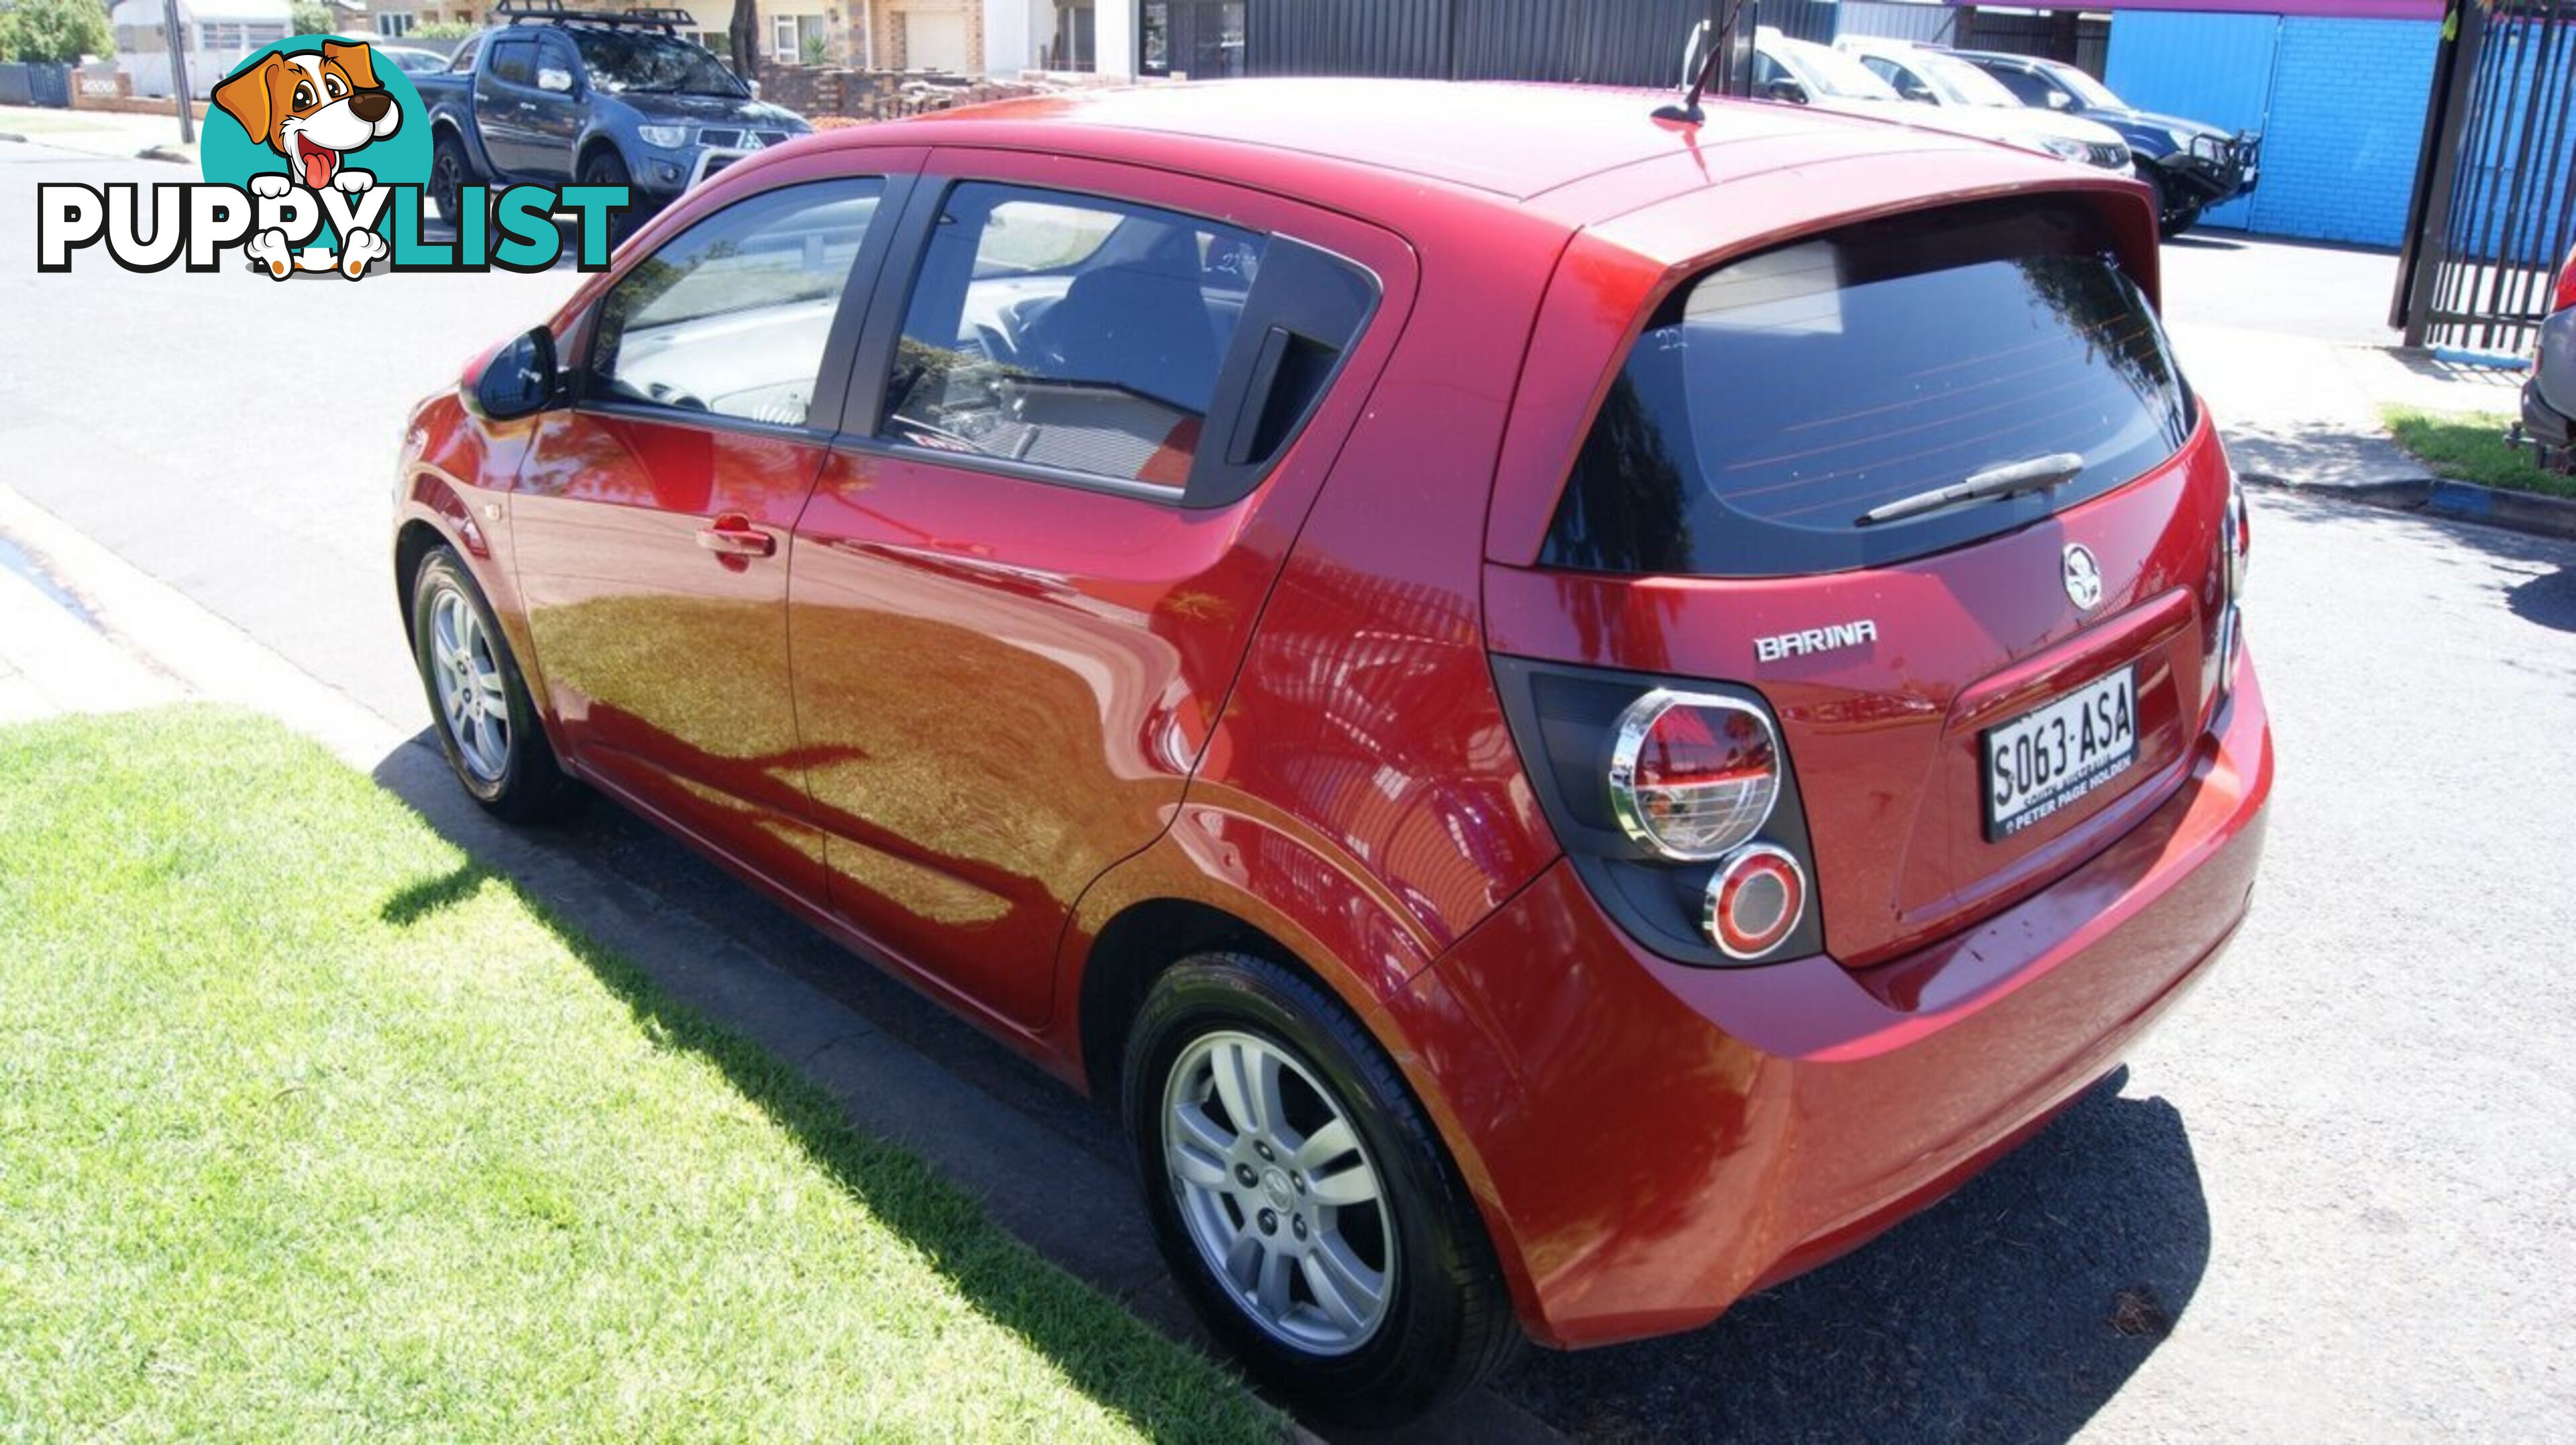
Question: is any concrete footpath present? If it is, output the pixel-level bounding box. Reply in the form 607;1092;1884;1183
0;103;197;164
2157;233;2544;501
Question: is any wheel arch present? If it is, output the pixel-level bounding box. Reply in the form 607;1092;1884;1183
1059;824;1540;1330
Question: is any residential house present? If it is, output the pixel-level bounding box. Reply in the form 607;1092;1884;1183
110;0;291;97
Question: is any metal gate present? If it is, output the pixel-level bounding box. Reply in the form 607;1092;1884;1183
2394;0;2576;352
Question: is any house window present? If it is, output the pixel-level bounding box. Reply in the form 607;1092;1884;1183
771;14;825;64
376;14;414;38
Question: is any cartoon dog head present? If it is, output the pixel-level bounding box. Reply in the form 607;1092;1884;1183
213;41;401;191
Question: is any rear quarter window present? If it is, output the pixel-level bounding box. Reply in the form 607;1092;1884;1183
1544;197;2194;578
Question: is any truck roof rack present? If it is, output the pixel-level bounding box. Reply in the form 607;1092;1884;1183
490;3;693;33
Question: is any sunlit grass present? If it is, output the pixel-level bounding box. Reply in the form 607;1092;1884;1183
0;706;1279;1443
2382;405;2576;500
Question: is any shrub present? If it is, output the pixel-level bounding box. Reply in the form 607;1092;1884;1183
0;0;115;66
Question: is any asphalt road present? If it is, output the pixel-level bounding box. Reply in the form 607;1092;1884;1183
7;142;2574;1440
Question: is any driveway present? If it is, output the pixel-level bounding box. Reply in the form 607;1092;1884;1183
5;140;2573;1440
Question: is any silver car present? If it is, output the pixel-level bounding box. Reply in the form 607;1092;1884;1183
1748;29;2133;173
2513;247;2576;472
1833;34;2133;172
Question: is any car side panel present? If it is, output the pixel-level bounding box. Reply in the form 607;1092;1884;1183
788;151;1425;1031
1169;192;1570;982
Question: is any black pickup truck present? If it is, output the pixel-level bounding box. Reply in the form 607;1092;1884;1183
412;3;810;229
1953;48;2260;239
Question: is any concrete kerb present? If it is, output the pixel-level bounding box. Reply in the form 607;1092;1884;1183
2241;470;2576;543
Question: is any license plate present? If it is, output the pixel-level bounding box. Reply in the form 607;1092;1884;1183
1982;668;2137;840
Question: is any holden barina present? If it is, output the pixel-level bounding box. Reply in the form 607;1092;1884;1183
393;78;2270;1424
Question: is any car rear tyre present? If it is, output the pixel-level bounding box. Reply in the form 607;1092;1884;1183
1122;952;1519;1426
410;546;578;823
429;130;472;225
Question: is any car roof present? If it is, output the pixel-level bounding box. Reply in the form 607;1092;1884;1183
827;78;1961;204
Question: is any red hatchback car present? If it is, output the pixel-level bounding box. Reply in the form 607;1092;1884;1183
393;80;2270;1422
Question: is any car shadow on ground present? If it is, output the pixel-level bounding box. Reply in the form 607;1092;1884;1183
2257;486;2576;637
1495;1074;2210;1441
370;731;2214;1444
366;736;1269;1444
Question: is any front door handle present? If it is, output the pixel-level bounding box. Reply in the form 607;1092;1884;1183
694;514;775;558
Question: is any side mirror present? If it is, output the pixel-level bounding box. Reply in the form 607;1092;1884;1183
2045;91;2074;111
475;326;564;420
537;66;574;94
749;78;763;99
1765;78;1809;105
1900;83;1937;104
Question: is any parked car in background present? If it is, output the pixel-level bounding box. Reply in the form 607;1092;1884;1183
1836;34;2131;172
2511;244;2576;472
392;78;2269;1424
374;44;457;76
1752;28;2133;175
1951;48;2258;237
411;3;810;231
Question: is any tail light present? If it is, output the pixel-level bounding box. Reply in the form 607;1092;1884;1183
1607;692;1781;860
1493;659;1823;967
2217;468;2249;695
2554;246;2576;315
1704;844;1807;959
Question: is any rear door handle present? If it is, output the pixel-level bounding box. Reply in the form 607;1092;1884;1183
694;514;775;558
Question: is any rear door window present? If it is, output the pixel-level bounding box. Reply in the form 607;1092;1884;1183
1543;198;2193;578
879;182;1265;489
488;37;535;88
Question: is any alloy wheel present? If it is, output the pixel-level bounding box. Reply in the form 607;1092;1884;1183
428;585;511;783
1161;1030;1396;1355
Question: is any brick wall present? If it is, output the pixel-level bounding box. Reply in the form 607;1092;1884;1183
2102;13;2439;248
2251;18;2440;247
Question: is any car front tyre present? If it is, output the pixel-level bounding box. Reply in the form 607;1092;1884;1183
409;545;578;822
1122;953;1519;1426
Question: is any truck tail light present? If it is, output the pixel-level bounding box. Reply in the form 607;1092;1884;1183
1491;659;1824;967
2554;246;2576;315
1607;692;1781;861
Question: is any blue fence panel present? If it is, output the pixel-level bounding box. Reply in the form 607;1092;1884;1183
2247;17;2441;247
2104;11;2281;230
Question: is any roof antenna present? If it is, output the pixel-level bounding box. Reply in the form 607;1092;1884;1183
1655;0;1753;125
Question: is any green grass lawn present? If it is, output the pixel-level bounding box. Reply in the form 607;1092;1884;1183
2381;405;2576;500
0;707;1279;1443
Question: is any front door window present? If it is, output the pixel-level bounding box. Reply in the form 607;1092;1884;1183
591;179;887;429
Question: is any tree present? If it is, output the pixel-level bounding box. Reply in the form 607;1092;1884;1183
729;3;761;86
0;0;115;66
290;1;335;37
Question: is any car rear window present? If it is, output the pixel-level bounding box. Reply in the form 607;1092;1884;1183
1542;197;2194;578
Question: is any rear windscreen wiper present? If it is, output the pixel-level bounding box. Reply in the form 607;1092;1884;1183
1854;452;2087;527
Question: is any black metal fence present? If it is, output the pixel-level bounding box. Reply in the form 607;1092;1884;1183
2395;0;2576;352
1243;0;1835;87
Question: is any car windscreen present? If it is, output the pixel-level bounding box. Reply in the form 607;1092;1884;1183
2039;58;2124;109
570;29;745;96
1917;51;2023;107
1774;38;1900;101
1543;198;2194;578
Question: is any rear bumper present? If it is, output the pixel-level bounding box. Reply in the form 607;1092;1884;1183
1424;647;2273;1349
2520;376;2573;451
